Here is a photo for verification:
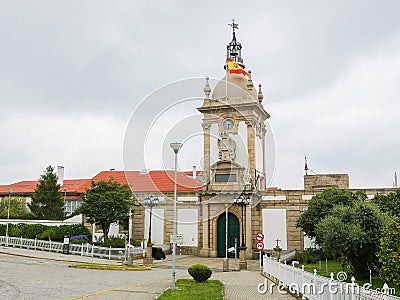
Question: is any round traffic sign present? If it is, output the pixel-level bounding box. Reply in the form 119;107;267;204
255;232;264;242
256;241;264;250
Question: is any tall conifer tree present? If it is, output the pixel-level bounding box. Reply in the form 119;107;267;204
29;166;64;219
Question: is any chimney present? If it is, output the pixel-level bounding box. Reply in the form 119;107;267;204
192;166;197;179
57;166;64;186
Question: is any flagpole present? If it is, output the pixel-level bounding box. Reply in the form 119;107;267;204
225;56;228;102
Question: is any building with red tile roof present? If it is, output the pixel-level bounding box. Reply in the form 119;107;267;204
0;169;203;216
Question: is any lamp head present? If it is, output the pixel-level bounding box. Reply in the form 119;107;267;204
170;142;183;154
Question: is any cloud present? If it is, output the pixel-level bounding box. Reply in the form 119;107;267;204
270;40;400;188
1;1;400;188
0;112;125;184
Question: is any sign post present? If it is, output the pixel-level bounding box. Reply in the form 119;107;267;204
255;232;264;272
141;239;146;265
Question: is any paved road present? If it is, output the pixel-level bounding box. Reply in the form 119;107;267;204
0;247;295;299
0;248;186;299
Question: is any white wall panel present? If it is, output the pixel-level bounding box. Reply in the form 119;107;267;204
144;208;164;245
177;208;198;246
262;209;287;250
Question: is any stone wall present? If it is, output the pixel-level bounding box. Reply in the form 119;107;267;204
304;174;349;190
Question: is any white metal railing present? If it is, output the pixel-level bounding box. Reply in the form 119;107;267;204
263;256;400;300
0;236;143;260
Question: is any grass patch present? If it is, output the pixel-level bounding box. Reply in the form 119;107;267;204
300;259;343;276
157;279;223;300
69;263;151;271
299;260;400;296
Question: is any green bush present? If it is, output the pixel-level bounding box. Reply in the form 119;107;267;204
188;264;212;283
101;236;126;248
0;223;90;242
71;238;90;244
53;224;91;242
131;239;142;247
298;248;320;264
38;229;56;240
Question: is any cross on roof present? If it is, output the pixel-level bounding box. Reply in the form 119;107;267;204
228;18;239;33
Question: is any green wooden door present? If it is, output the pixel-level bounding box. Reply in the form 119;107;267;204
217;212;240;258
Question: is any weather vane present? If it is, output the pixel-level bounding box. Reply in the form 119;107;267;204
228;18;239;34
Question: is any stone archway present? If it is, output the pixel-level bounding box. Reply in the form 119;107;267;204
217;212;240;258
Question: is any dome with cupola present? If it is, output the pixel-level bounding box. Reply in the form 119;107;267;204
211;20;258;102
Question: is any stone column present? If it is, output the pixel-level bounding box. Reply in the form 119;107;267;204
200;201;210;257
245;203;252;259
246;121;256;189
202;121;211;186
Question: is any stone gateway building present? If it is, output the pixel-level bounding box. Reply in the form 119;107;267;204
128;26;395;262
0;25;395;265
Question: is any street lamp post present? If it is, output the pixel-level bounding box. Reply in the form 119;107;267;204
144;195;159;264
233;193;251;270
170;142;182;290
5;189;13;247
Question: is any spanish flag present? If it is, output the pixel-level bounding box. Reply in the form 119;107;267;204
227;58;249;77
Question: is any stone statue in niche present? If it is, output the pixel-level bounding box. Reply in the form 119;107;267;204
217;134;236;161
243;168;251;186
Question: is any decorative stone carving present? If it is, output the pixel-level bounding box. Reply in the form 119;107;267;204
256;122;266;138
217;134;236;161
203;76;211;99
243;168;251;186
201;121;211;130
247;70;254;90
258;84;264;104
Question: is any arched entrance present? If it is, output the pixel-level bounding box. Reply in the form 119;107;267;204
217;212;240;258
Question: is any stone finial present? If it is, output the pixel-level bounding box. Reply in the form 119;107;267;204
382;283;390;295
203;76;211;99
258;83;264;104
246;70;254;90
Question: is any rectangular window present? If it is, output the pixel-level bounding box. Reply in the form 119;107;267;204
215;174;237;182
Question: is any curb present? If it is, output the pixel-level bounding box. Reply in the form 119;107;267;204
0;250;114;265
69;264;151;271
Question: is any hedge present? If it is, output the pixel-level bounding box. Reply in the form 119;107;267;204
0;223;91;242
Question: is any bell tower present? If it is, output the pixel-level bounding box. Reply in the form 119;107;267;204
198;21;270;194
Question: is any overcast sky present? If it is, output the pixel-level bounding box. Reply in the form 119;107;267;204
1;1;399;189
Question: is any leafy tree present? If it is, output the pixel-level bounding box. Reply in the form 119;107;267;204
377;216;400;286
373;188;400;217
80;179;132;242
296;188;365;238
28;166;65;219
315;202;386;279
0;197;35;219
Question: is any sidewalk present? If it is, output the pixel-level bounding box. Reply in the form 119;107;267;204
0;246;118;264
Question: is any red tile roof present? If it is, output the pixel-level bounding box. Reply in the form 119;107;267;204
93;170;203;192
0;179;92;194
0;170;203;195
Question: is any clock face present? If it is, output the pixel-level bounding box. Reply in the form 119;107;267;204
223;119;234;130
